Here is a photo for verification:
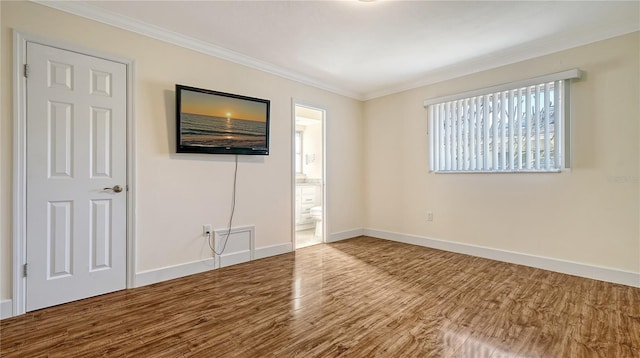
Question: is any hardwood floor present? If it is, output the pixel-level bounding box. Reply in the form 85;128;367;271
1;236;639;357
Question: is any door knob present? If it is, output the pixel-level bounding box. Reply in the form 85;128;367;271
104;185;123;193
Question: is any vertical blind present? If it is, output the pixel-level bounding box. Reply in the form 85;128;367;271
425;69;581;173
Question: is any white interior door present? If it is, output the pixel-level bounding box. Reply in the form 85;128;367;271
26;42;127;311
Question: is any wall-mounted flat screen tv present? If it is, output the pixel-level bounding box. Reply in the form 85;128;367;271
176;84;270;155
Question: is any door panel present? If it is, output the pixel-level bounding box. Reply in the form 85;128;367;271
91;107;112;178
48;201;73;278
26;42;127;311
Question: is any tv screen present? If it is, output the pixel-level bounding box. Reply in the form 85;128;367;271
176;85;270;155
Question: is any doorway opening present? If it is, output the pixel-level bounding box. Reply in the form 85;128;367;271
293;103;325;249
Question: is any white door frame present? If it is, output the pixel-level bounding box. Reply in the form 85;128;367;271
12;31;136;316
291;99;327;248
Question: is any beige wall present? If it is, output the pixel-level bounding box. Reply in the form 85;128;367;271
0;1;364;300
364;32;640;274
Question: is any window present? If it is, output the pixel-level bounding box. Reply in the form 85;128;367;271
425;69;582;173
295;130;303;174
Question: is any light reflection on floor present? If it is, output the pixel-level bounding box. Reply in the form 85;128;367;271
443;328;522;357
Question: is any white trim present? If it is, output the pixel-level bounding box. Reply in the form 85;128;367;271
364;22;638;101
219;251;252;268
12;31;136;315
126;58;137;290
434;170;562;174
214;225;255;268
12;30;28;317
33;0;639;102
134;258;216;288
1;299;13;319
363;229;640;288
431;168;569;174
135;241;292;287
321;107;328;247
34;0;361;100
327;228;364;243
290;101;297;251
423;69;582;107
254;243;292;260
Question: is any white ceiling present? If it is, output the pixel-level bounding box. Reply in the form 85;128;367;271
43;1;639;100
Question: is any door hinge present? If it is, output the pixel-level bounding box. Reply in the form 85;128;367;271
23;263;28;277
24;64;29;78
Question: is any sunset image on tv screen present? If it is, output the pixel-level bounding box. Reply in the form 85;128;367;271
179;89;268;149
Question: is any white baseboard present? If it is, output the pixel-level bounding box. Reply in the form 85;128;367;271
254;242;292;259
364;228;640;288
135;242;293;287
1;299;13;319
134;257;217;288
327;228;364;243
220;250;251;268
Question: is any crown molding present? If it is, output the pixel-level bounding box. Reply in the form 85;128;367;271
32;0;365;100
32;1;639;102
363;22;640;101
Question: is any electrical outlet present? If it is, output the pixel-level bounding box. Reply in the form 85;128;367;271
427;212;434;221
203;224;212;236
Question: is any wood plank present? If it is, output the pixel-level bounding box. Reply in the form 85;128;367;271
1;236;638;357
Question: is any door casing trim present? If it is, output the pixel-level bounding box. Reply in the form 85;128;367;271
12;30;136;317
